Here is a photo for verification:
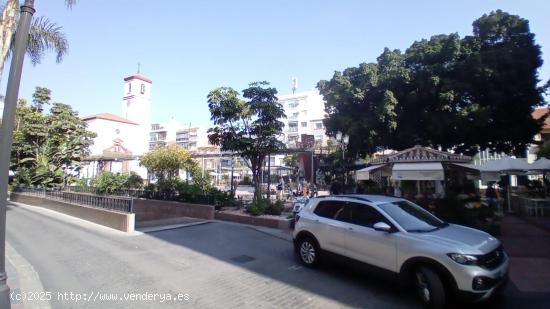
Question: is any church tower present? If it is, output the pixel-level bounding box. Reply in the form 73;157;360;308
122;70;151;126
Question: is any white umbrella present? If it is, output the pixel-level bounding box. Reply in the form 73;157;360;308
478;157;532;173
529;158;550;171
478;157;532;212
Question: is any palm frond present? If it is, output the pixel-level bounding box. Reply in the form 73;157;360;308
26;16;68;65
65;0;77;9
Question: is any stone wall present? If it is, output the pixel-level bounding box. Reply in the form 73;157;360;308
10;193;135;233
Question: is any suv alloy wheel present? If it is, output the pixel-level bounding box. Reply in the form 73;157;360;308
297;236;320;267
415;266;445;308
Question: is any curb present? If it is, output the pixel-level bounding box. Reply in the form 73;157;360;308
6;242;51;309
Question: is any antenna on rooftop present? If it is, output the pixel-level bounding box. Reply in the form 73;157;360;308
292;77;298;94
137;62;141;74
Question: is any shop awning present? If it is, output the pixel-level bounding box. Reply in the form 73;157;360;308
392;162;444;181
356;164;386;180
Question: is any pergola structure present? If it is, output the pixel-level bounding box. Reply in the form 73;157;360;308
357;145;472;198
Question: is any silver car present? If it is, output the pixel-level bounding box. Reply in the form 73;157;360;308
293;195;509;308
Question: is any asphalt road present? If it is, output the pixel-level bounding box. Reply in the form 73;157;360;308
4;203;536;309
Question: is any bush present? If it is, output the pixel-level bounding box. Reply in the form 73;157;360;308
124;171;143;189
247;199;284;216
265;199;284;215
91;172;127;194
247;199;268;216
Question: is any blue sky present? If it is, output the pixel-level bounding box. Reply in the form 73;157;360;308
4;0;550;127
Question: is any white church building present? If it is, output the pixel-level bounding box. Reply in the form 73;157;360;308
80;72;152;179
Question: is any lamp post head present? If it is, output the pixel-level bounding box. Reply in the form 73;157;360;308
336;131;342;141
343;135;349;144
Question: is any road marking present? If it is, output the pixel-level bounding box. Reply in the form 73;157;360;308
288;265;302;271
6;242;51;309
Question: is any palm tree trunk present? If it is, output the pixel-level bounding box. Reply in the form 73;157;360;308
0;0;20;85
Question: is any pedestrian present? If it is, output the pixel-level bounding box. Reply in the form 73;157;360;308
485;182;499;212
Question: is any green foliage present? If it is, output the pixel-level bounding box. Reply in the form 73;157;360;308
27;17;68;66
10;92;96;188
31;86;51;112
139;144;197;182
319;10;545;157
247;199;268;216
124;171;143;189
207;82;286;202
91;172;127;195
247;199;284;216
75;177;89;187
265;199;285;215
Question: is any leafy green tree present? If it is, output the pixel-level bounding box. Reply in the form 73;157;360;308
0;0;75;83
10;94;96;187
31;86;51;111
319;10;545;157
139;144;197;182
124;171;143;189
90;171;127;195
207;82;286;202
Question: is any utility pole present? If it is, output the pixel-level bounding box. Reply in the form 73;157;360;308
266;154;271;201
230;156;235;197
0;1;35;307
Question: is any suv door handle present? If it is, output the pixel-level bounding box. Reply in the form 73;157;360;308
348;227;353;231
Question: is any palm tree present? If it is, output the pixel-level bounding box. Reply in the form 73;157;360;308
0;0;76;83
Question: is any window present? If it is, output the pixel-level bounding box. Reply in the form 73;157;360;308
140;84;146;94
314;121;324;130
348;202;388;228
128;83;131;93
288;121;298;132
301;122;307;128
314;201;350;222
288;100;299;108
288;135;298;142
377;200;446;232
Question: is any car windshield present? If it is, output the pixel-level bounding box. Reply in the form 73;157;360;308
377;200;447;232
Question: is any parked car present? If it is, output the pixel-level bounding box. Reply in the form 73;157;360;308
292;197;308;216
293;195;509;308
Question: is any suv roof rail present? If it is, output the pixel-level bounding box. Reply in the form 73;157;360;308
314;194;372;203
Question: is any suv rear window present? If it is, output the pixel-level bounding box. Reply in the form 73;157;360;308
313;201;348;220
348;202;388;228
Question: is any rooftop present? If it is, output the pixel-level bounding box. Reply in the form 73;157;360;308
81;113;139;125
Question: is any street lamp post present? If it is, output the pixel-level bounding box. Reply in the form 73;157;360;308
0;1;36;307
335;132;349;185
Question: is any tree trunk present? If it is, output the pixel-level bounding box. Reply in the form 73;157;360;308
250;156;264;203
0;0;20;85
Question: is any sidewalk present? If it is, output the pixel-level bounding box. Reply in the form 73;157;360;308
7;259;23;309
495;215;550;308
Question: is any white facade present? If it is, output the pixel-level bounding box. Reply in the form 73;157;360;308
122;74;152;127
278;89;329;148
81;73;154;179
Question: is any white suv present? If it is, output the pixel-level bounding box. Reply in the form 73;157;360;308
293;195;509;308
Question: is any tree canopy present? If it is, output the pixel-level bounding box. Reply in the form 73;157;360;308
0;0;74;83
139;144;197;181
318;10;546;157
207;81;286;201
11;87;96;187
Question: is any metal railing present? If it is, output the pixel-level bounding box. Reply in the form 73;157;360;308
12;187;133;213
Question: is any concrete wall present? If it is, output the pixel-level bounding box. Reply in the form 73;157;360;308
10;193;135;233
133;199;215;225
